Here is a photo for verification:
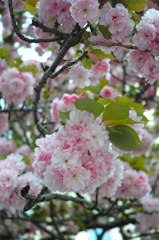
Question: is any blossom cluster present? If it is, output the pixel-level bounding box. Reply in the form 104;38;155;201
98;159;124;198
51;93;79;122
99;3;135;42
100;85;120;100
37;0;75;32
115;168;151;199
33;109;118;194
136;212;159;232
140;195;159;213
0;138;17;157
68;59;110;88
0;153;41;210
0;67;35;104
127;50;159;84
133;9;159;57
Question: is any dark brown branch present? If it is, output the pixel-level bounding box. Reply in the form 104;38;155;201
84;40;139;50
8;0;69;43
32;18;70;38
49;200;65;240
17;184;141;213
50;52;87;79
15;112;31;147
32;24;83;136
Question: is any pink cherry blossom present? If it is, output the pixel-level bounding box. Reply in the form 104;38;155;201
34;109;118;194
100;85;120;100
43;166;67;192
63;166;91;192
70;0;99;27
140;195;159;213
106;4;132;34
98;159;124;198
68;64;91;88
126;50;159;83
94;59;110;77
115;168;151;199
98;3;135;42
50;94;79;122
0;67;35;104
0;138;17;157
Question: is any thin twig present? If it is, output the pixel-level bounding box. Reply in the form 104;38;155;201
84;40;139;50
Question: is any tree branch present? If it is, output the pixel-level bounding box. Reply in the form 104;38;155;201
8;0;69;43
84;40;139;50
32;24;83;136
32;18;70;38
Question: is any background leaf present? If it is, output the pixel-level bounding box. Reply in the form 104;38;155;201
102;103;129;121
91;49;115;60
59;111;70;124
108;125;143;151
75;96;104;119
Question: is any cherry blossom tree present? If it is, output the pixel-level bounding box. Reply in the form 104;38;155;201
0;0;159;239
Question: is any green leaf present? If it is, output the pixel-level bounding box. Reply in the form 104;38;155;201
141;115;149;125
59;111;70;124
91;49;115;60
88;45;94;50
48;18;56;22
106;117;141;126
0;48;8;58
0;156;6;160
124;0;149;11
19;64;39;75
115;95;134;107
98;97;114;105
83;31;90;40
114;125;143;147
78;85;100;94
109;125;143;151
76;50;83;54
102;103;129;121
127;102;143;114
98;25;112;40
75;96;104;119
119;155;150;173
82;59;92;69
100;78;109;89
21;154;31;165
103;53;116;60
6;58;22;68
112;0;127;7
131;156;145;169
129;10;141;25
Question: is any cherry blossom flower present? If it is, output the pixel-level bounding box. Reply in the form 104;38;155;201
100;85;120;100
68;64;91;88
70;0;99;27
34;109;118;194
94;59;110;77
0;67;35;104
0;138;17;157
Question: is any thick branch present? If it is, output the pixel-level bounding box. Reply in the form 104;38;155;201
18;185;141;213
32;24;83;136
32;18;70;38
